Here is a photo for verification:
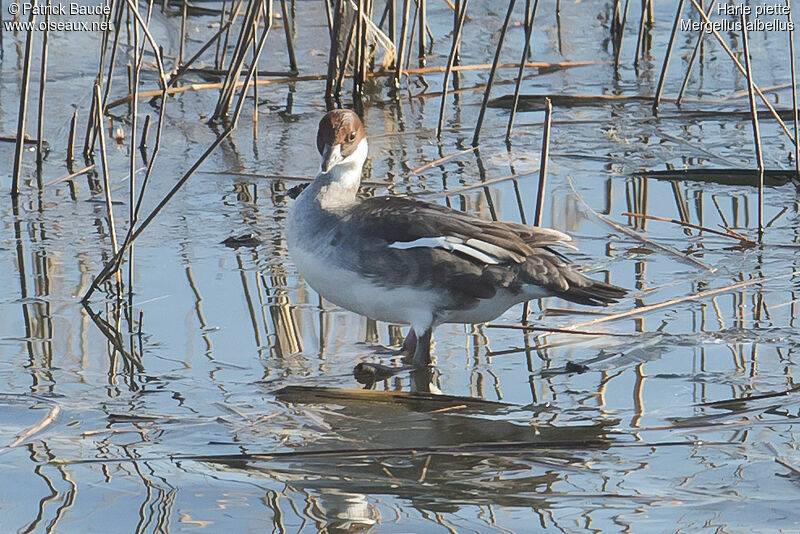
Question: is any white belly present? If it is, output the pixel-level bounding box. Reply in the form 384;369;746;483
289;243;437;329
441;285;551;324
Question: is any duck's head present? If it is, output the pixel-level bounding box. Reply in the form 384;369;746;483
316;109;368;176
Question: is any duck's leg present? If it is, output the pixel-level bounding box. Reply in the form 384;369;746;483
354;328;431;387
400;329;417;356
410;328;432;367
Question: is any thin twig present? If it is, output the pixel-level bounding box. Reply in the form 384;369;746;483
620;212;756;246
565;271;799;330
420;169;539;198
409;147;477;175
484;324;636;337
4;404;60;450
45;165;95;187
567;176;715;272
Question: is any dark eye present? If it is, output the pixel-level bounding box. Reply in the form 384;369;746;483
347;131;357;142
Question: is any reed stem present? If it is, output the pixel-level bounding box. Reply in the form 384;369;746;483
12;6;38;198
740;13;764;240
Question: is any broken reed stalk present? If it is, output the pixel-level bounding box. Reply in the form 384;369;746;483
179;0;188;65
280;0;298;72
93;84;122;287
395;0;411;85
422;169;539;198
218;0;243;71
436;0;469;138
533;97;551;226
633;0;649;69
387;0;395;48
621;212;756;245
689;0;795;144
418;0;426;66
253;4;262;133
91;0;124;157
485;324;636;337
472;0;516;147
139;114;151;151
353;0;365;96
676;0;714;106
45;165;95;188
129;0;143;312
451;0;461;88
409;147;477;175
740;13;764;240
613;0;630;68
324;0;343;106
405;0;418;72
334;18;357;98
99;2;124;115
12;7;37;198
6;403;60;449
67;110;78;168
787;0;800;178
212;0;262;119
36;4;50;184
84;0;273;302
506;0;538;142
324;0;334;35
215;0;228;67
652;0;685;115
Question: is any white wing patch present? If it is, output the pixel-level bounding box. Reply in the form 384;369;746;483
388;236;524;265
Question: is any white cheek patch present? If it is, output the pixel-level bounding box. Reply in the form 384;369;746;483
341;138;368;167
388;236;506;265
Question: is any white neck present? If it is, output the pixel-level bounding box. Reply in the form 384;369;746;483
312;138;368;208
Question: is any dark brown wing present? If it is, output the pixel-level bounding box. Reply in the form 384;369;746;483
332;196;625;306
